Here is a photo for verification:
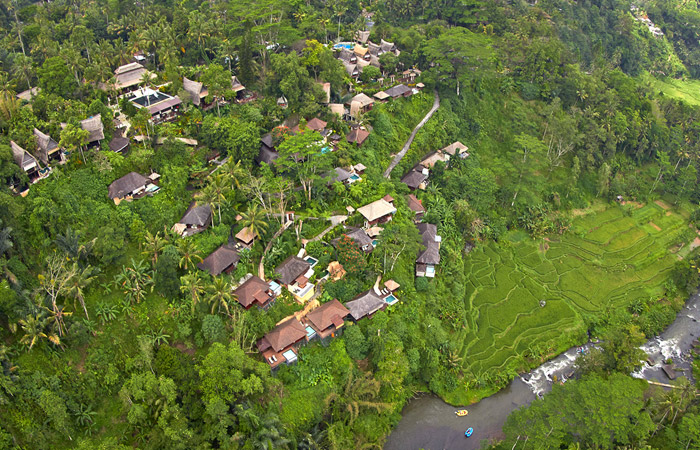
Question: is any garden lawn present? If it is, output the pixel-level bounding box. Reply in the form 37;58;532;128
458;203;692;375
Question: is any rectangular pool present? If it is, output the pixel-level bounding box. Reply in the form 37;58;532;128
305;326;317;339
384;294;399;305
304;256;318;267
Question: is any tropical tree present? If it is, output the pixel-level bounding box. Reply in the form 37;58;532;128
221;159;248;190
180;272;206;313
11;53;34;90
324;369;392;425
176;238;203;271
66;265;96;319
208;277;232;315
141;230;166;269
18;314;59;350
251;413;291;450
114;259;154;305
239;204;269;241
0;219;13;256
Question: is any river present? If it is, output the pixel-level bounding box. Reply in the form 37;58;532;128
384;290;700;450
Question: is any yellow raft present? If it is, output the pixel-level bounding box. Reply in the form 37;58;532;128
455;410;468;416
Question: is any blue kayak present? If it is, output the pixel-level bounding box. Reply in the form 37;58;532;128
465;427;473;437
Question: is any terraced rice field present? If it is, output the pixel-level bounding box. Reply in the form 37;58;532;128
457;203;691;375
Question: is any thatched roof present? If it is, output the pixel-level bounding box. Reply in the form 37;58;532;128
80;115;104;143
183;77;205;106
113;62;149;90
356;30;370;44
442;141;469;156
416;223;441;265
401;168;428;190
406;194;425;213
108;135;130;153
275;256;311;285
108;172;149;199
383;84;412;98
197;244;240;276
179;202;212;227
357;198;396;222
345;290;385;321
10;141;39;171
33;128;60;165
231;76;245;92
306;118;327;131
235;226;258;244
347;128;370;145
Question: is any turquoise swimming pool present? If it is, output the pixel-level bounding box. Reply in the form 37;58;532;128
333;43;354;50
384;294;399;305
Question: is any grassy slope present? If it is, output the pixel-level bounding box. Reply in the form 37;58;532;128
456;202;691;378
640;71;700;106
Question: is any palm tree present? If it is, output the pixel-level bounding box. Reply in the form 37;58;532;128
141;230;165;269
217;39;237;72
114;259;154;305
11;53;34;91
19;314;59;350
180;272;206;314
251;413;291;450
60;45;86;84
177;239;202;271
208;277;232;315
324;369;392;425
44;304;73;339
222;159;248;190
196;184;219;226
209;174;231;224
0;219;13;256
239;204;269;242
66;265;96;320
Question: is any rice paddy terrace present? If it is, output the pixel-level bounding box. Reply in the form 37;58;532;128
457;202;693;376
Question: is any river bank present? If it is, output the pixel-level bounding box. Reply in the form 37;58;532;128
384;290;700;450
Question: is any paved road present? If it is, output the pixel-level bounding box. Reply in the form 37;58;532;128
383;90;441;179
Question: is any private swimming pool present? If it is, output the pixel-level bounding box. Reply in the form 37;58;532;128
333;42;354;50
304;256;318;267
384;294;399;305
349;173;361;182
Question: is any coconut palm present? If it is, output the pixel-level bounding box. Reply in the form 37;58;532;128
18;314;58;350
239;204;269;242
324;369;392;425
114;259;153;305
209;174;230;224
141;230;165;268
196;185;219;226
222;159;248;190
11;53;34;91
180;272;206;313
208;277;232;315
251;413;291;450
66;265;96;319
176;239;202;271
44;303;72;338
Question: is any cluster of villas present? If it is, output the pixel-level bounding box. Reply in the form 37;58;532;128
400;141;469;191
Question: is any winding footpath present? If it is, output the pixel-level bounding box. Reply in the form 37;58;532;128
383;90;441;179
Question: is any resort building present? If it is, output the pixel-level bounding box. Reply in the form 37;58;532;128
197;244;240;276
416;223;441;278
173;202;212;237
233;275;276;310
345;290;387;321
33;128;64;165
128;87;182;124
357;195;397;228
305;300;350;340
257;318;308;369
275;255;315;303
108;172;159;204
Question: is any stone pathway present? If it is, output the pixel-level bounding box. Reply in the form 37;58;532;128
383;90;441;179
